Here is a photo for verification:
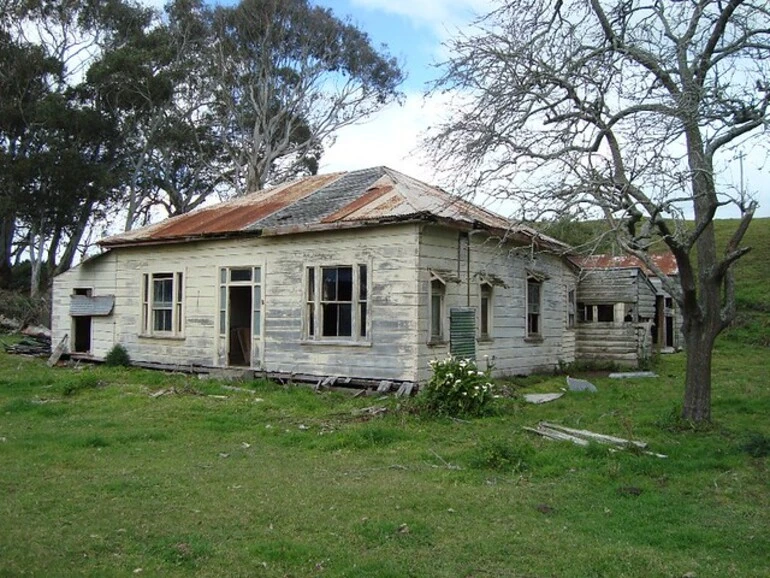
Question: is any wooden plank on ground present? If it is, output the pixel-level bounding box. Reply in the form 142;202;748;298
47;334;68;367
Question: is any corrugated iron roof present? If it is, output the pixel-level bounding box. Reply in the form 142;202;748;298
575;253;679;276
100;167;570;251
70;295;115;317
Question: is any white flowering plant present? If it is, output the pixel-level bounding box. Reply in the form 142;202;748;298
422;357;494;417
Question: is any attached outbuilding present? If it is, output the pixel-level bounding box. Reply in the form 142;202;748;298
574;252;683;366
52;167;579;386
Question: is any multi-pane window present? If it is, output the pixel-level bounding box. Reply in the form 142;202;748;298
305;265;368;340
527;278;542;337
480;283;493;339
430;278;445;341
142;272;183;335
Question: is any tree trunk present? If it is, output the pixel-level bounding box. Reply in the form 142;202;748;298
0;214;14;289
681;324;717;422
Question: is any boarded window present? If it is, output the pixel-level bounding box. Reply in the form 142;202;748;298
567;288;576;328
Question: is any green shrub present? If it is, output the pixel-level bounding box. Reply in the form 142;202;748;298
420;357;494;418
739;433;770;458
468;438;532;473
104;344;131;367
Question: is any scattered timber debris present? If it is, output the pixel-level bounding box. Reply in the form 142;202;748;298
523;393;564;404
608;371;659;379
524;421;667;458
149;385;203;398
396;382;415;397
429;449;462;470
0;314;22;333
3;335;52;356
351;405;388;417
567;376;598;392
22;324;51;340
47;334;68;366
221;385;256;395
377;380;393;393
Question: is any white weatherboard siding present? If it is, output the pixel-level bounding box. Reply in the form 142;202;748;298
52;252;119;356
416;226;577;381
52;223;421;382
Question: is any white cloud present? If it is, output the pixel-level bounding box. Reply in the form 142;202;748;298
319;90;450;183
349;0;494;37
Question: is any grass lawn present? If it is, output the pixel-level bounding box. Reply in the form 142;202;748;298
1;339;768;577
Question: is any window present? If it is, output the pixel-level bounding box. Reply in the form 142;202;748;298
480;283;493;339
305;264;368;341
578;302;593;322
142;272;183;335
597;304;614;322
567;288;576;328
430;278;446;342
527;278;542;337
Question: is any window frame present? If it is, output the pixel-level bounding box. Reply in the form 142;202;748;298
141;271;184;337
526;277;542;339
479;282;493;340
304;263;370;344
567;287;576;329
429;274;446;343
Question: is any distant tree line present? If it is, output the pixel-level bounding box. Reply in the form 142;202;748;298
0;0;403;296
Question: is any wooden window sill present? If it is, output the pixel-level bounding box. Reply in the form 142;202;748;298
524;336;544;343
139;334;186;341
301;340;372;348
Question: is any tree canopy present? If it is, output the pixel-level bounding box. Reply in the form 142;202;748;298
428;0;769;421
0;0;403;293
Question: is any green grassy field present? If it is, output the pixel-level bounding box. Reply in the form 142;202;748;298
1;217;768;577
1;338;768;577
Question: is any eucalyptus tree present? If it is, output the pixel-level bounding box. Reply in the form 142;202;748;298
428;0;769;422
211;0;403;193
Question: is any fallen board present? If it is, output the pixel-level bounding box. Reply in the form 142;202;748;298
523;393;564;404
47;334;68;367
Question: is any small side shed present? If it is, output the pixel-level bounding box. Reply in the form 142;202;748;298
575;267;656;366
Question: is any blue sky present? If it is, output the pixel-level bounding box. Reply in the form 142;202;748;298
309;0;491;184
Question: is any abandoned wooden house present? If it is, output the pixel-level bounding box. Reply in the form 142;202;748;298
575;253;682;365
51;167;580;387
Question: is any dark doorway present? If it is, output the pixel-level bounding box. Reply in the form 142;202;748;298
652;295;663;347
228;286;252;366
73;288;92;353
73;317;91;353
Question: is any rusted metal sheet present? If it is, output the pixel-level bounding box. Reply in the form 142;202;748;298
98;166;567;251
321;184;395;222
102;173;342;246
575;253;678;276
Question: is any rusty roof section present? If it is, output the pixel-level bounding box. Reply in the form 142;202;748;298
575;253;679;276
102;173;343;246
100;166;571;252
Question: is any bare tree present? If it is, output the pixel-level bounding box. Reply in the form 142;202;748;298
428;0;769;422
211;0;403;194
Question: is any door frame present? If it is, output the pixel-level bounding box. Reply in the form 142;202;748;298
217;265;265;368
